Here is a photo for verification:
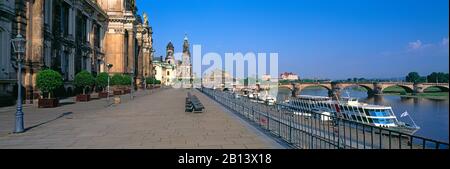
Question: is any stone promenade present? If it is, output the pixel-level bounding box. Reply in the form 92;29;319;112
0;88;282;149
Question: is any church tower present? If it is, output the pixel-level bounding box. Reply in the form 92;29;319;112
166;42;175;65
178;34;193;88
182;35;191;65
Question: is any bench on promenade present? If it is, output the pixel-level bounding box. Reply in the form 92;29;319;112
185;92;205;113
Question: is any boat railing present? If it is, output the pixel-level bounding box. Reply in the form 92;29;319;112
200;87;449;149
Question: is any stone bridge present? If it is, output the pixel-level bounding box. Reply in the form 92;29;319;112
276;82;449;98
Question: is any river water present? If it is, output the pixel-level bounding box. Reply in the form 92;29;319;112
276;88;449;142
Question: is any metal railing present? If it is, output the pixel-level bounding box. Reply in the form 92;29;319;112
201;88;449;149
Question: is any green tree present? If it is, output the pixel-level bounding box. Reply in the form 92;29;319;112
36;69;63;99
122;75;132;86
74;71;95;94
427;72;449;83
96;72;109;91
111;74;123;86
406;72;421;83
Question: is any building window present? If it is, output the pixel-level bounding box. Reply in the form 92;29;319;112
0;29;8;78
61;52;69;80
94;25;100;48
167;71;170;76
61;3;69;36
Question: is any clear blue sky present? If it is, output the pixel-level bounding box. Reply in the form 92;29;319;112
137;0;449;80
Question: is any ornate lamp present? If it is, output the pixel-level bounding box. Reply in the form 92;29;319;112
11;34;26;133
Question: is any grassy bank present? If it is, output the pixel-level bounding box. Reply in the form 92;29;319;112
381;86;448;100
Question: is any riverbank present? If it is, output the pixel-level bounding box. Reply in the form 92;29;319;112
377;92;449;100
382;86;448;100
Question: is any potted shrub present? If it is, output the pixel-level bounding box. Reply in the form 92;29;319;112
122;74;132;94
36;69;63;108
74;70;95;102
96;72;109;98
146;77;161;89
111;74;124;95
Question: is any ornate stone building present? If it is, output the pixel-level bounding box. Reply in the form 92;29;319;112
0;0;108;103
97;0;153;87
153;42;177;86
136;12;153;86
176;35;193;88
0;0;16;97
1;0;153;104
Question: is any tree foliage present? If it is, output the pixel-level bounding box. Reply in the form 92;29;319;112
96;72;109;89
36;69;63;98
427;72;449;83
74;71;95;94
406;72;423;83
111;74;124;86
145;77;161;84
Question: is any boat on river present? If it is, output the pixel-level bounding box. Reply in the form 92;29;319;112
279;95;421;135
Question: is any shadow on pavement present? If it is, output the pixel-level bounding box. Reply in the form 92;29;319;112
23;112;74;132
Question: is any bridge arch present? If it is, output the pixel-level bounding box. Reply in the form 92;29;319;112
423;85;449;92
340;84;375;97
297;84;332;96
382;84;414;93
278;85;294;91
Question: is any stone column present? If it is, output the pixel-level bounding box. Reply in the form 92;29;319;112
31;0;44;63
330;82;342;100
373;82;384;95
136;41;144;88
25;0;45;104
127;30;135;74
414;83;424;94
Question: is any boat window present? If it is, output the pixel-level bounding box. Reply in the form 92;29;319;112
367;118;374;123
356;116;362;121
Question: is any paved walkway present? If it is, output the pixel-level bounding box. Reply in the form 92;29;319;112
0;88;282;149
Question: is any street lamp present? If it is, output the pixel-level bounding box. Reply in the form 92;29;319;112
144;73;147;91
106;63;113;104
11;34;26;133
130;69;134;99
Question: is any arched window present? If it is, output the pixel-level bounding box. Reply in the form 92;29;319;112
167;71;170;76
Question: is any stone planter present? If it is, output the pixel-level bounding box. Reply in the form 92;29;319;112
113;90;122;95
38;98;59;108
98;92;108;98
114;96;121;104
76;94;91;102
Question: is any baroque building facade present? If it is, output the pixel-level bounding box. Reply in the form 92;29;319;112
0;0;16;98
0;0;153;105
97;0;153;87
0;0;109;103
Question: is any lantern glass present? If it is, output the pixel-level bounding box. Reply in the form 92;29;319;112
11;34;26;54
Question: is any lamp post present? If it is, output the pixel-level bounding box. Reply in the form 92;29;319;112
11;34;26;133
106;64;113;105
152;67;156;91
130;69;134;99
144;73;147;91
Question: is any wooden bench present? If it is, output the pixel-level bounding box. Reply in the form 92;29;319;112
186;92;205;113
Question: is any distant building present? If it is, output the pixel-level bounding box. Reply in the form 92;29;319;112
280;72;299;81
262;74;272;81
153;42;177;86
153;35;193;87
